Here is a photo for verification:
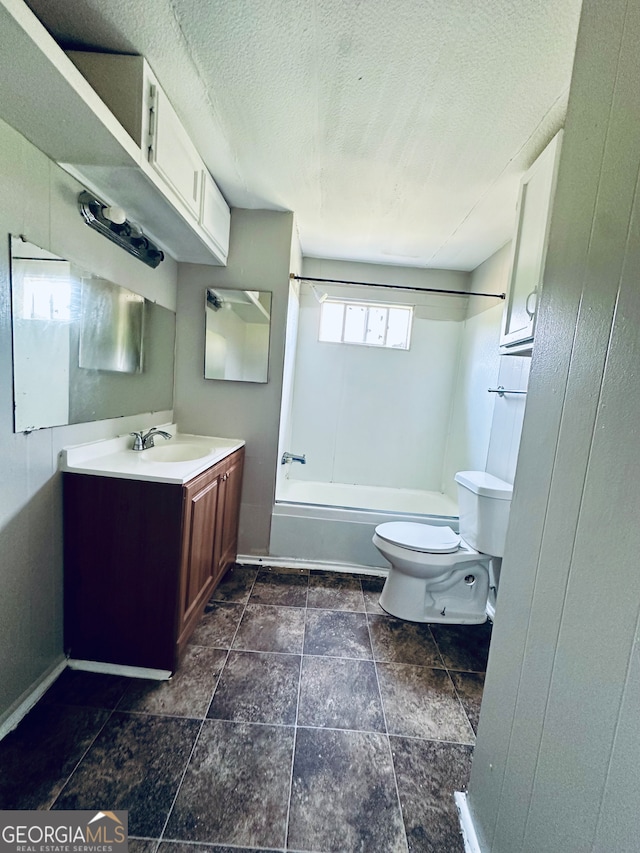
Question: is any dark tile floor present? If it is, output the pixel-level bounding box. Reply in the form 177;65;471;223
0;566;491;853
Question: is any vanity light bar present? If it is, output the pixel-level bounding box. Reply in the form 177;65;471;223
78;190;165;269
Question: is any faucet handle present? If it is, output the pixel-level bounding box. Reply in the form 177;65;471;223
130;431;144;451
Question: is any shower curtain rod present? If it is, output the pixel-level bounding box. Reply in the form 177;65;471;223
290;273;506;300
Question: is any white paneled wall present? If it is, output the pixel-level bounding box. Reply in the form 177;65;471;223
468;2;640;849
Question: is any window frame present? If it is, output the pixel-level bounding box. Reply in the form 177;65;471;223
318;297;414;351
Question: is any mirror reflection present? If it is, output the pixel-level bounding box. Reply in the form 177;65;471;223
205;288;272;383
10;236;176;432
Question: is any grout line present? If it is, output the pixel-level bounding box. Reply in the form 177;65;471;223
386;731;478;748
160;839;285;852
363;580;410;853
446;670;480;743
283;570;309;851
46;700;120;810
156;567;260;845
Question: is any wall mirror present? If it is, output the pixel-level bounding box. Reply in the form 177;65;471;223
10;235;176;432
204;288;272;383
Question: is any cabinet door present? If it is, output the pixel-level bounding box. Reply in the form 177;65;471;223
149;84;202;217
214;449;245;582
501;131;563;350
200;170;231;261
178;470;221;646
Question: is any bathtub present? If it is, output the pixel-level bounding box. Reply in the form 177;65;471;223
275;478;457;515
268;478;459;571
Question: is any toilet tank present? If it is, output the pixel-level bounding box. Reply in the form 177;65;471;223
454;471;513;556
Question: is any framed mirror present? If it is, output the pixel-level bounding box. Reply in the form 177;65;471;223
10;235;176;432
204;288;272;383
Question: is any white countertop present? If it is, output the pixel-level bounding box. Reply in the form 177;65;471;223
59;424;245;484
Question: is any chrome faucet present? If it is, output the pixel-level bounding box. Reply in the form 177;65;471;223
130;427;173;451
281;451;306;465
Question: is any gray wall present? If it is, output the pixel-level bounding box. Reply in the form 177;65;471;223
467;1;640;850
173;209;295;556
0;116;177;728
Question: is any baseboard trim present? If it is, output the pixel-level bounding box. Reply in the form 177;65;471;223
0;656;67;741
454;791;483;853
236;554;387;577
68;659;171;680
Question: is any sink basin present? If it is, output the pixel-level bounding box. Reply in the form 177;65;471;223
61;426;245;485
141;442;213;463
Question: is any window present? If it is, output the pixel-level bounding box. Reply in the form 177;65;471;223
318;299;413;349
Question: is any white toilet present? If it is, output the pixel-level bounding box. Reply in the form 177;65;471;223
372;471;513;624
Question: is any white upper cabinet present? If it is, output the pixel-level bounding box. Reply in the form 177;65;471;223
500;131;563;353
200;169;232;257
65;51;230;265
148;83;202;219
0;11;231;266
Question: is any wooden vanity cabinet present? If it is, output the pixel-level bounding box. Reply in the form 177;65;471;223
175;448;244;659
214;448;244;582
63;447;244;674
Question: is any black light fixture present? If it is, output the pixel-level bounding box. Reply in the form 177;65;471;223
206;288;223;311
78;190;165;268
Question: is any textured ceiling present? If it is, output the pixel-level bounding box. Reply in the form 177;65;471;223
26;0;582;271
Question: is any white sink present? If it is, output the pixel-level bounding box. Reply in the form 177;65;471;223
141;442;213;463
60;425;245;484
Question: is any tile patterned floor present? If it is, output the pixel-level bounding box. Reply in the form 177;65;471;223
0;566;492;853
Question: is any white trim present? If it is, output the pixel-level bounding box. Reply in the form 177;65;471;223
68;659;171;680
0;656;67;741
236;554;387;577
454;791;483;853
486;598;496;622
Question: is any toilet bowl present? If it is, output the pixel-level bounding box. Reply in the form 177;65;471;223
372;471;512;624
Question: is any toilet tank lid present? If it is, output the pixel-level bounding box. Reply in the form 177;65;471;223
455;471;513;499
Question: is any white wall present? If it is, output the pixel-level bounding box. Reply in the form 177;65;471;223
173;209;295;556
441;245;508;498
287;257;469;491
0;116;177;726
485;354;531;484
467;1;640;849
442;243;532;500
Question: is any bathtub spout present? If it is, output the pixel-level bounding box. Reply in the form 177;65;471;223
281;452;306;465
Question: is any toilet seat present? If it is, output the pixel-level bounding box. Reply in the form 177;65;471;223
374;522;461;554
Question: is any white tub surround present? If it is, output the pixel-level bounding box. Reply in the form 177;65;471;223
276;478;458;516
60;423;245;483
